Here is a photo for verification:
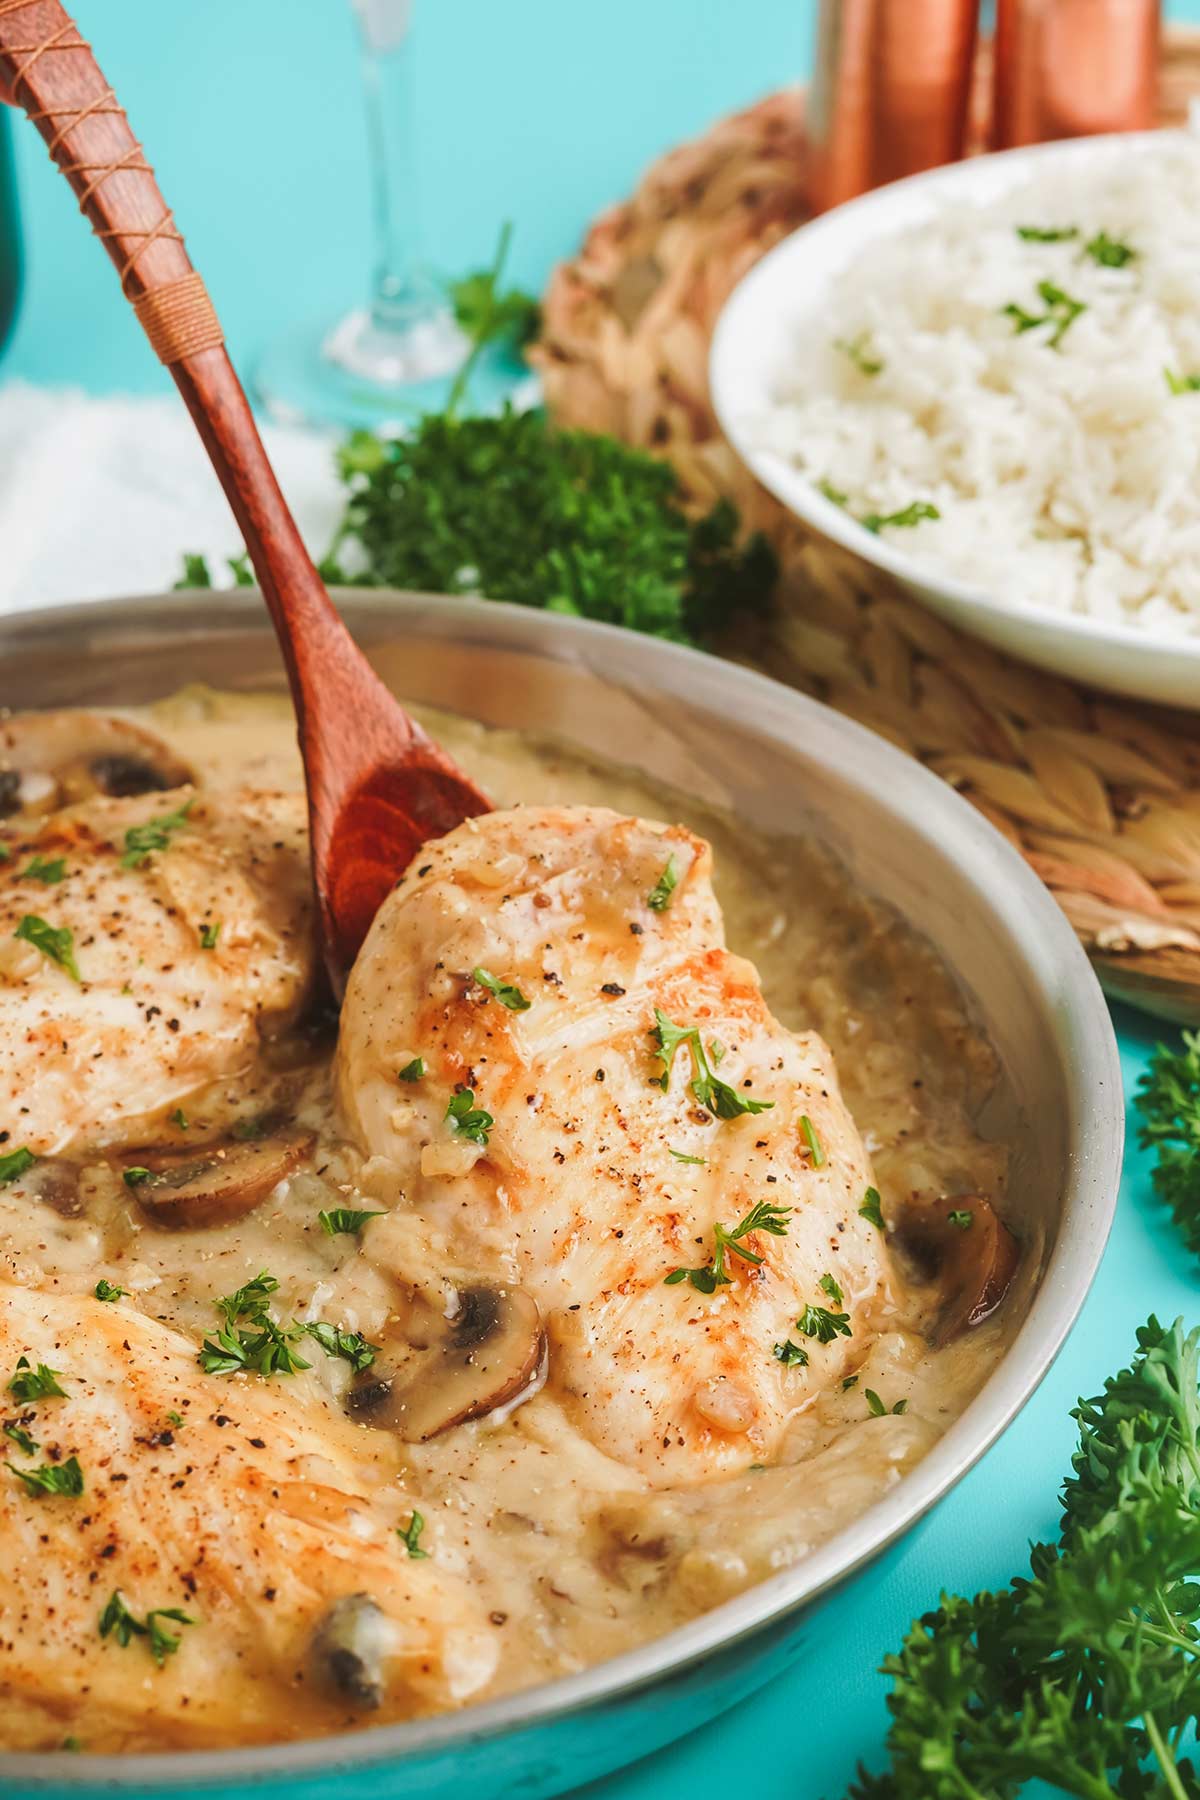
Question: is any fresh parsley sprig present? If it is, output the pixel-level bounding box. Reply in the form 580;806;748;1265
8;1357;66;1402
646;855;679;913
847;1317;1200;1800
664;1198;791;1294
1135;1032;1200;1260
198;1272;311;1378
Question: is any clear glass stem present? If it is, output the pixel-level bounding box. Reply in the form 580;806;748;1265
353;0;438;330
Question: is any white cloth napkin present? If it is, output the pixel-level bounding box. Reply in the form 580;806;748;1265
0;381;344;611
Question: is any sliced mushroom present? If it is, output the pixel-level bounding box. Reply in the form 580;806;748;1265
348;1284;544;1441
25;1159;83;1219
889;1193;1019;1343
123;1130;314;1228
311;1593;395;1709
0;711;194;818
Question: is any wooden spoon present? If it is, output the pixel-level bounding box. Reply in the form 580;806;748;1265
0;1;491;980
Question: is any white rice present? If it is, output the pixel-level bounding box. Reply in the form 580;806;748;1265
752;137;1200;639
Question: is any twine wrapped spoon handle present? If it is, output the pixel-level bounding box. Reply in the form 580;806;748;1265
0;0;492;982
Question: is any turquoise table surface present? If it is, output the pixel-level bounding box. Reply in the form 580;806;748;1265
1;4;1199;1795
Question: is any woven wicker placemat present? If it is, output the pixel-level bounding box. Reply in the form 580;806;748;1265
532;30;1200;1028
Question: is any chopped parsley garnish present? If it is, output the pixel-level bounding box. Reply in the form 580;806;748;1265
122;1166;153;1188
835;330;884;376
842;1374;860;1391
861;500;940;534
8;1358;66;1402
1016;224;1078;242
0;842;9;861
799;1114;825;1167
397;1509;430;1558
14;913;80;982
3;1422;37;1454
1084;229;1135;268
948;1208;975;1230
773;1339;809;1367
472;967;530;1011
664;1198;790;1293
445;1087;494;1148
865;1389;908;1417
858;1186;885;1229
20;855;65;885
1165;368;1200;396
304;1321;378;1374
398;1056;426;1082
198;921;220;950
819;1271;844;1306
166;1410;185;1430
646;854;679;913
198;1271;311;1378
11;1454;83;1497
669;1148;707;1166
170;1109;189;1130
1003;278;1087;348
94;1279;125;1302
0;1146;36;1186
795;1300;853;1343
318;1208;385;1237
651;1009;774;1121
99;1591;196;1666
120;799;194;869
817;477;850;509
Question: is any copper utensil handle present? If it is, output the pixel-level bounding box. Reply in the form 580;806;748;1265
0;0;362;699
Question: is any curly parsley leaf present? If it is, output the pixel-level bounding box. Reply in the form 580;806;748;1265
318;1208;385;1238
773;1339;809;1368
20;855;65;885
304;1321;378;1375
8;1358;66;1402
859;1187;885;1229
796;1300;853;1344
445;1087;494;1149
473;967;530;1012
120;799;194;870
0;1147;36;1186
665;1198;790;1293
14;913;80;982
1135;1032;1200;1261
94;1279;125;1302
650;1008;774;1121
198;1271;311;1378
11;1454;83;1497
646;855;680;913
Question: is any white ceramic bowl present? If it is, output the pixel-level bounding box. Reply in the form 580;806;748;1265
710;130;1200;710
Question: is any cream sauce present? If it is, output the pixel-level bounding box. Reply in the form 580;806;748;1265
0;687;1017;1747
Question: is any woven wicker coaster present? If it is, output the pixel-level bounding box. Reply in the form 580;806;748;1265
533;31;1200;1027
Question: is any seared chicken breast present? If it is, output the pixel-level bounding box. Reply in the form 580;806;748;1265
336;806;897;1485
0;1281;497;1751
0;788;314;1154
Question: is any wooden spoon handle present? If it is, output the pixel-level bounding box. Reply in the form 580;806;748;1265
0;0;421;748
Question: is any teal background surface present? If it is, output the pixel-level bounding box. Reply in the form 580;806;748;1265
1;4;1199;1794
